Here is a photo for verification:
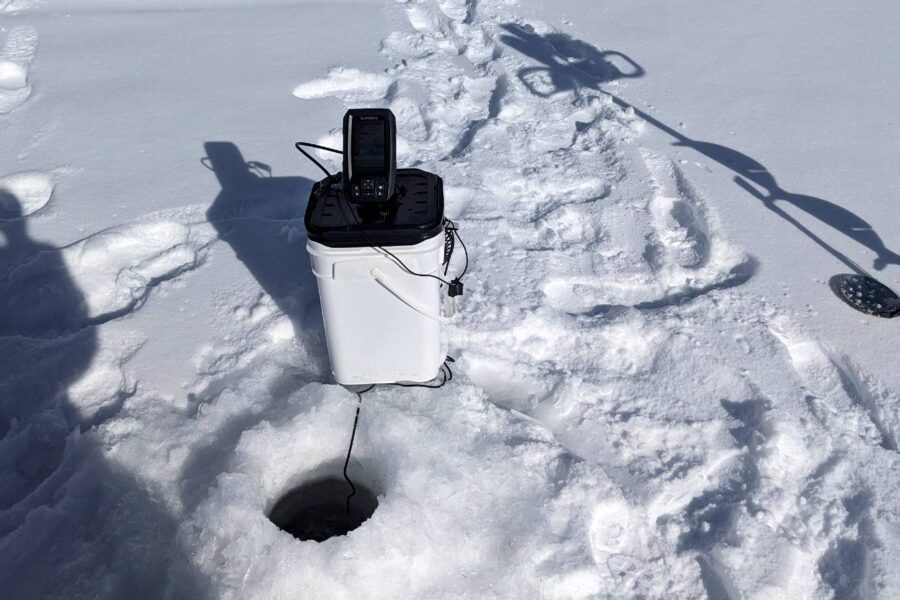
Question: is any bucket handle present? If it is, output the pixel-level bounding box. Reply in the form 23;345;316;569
370;268;451;324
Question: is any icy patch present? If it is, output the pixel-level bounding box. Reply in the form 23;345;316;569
292;67;391;102
0;171;54;217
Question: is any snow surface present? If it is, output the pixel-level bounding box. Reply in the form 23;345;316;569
2;0;900;598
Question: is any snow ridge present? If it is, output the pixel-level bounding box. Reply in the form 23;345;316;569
63;216;217;325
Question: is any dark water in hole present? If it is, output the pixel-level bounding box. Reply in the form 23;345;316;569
269;477;379;542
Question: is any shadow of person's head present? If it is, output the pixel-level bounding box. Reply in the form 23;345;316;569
0;189;21;218
0;190;92;339
0;190;27;249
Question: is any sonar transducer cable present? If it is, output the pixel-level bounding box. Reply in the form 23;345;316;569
341;359;456;517
294;142;342;179
343;384;374;518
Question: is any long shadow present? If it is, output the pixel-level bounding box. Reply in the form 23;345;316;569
204;142;321;334
0;192;210;597
176;144;323;511
499;24;900;276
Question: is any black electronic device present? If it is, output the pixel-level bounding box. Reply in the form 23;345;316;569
297;109;467;299
342;108;397;204
306;168;444;248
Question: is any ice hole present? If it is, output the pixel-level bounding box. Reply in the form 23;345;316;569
268;476;378;542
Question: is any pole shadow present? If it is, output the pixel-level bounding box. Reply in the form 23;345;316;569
0;191;211;597
499;23;900;279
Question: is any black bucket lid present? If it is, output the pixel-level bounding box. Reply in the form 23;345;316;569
305;168;444;248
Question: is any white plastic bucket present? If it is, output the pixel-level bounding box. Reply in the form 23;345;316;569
307;233;446;385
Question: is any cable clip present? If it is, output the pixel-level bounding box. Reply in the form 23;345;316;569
448;279;464;298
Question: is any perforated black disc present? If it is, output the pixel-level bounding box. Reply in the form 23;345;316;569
830;274;900;318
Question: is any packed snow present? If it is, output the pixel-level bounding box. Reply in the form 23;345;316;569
2;0;900;598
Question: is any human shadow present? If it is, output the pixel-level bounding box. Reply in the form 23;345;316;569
500;24;900;276
0;193;95;506
204;142;321;334
0;192;210;597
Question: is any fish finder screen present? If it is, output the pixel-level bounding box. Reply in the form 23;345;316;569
352;120;385;170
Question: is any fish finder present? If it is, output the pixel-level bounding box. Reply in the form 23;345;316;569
342;108;397;204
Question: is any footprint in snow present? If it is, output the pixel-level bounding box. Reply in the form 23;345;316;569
543;151;753;315
292;67;392;103
0;171;54;217
643;151;710;270
0;26;38;115
0;0;42;13
590;496;674;594
770;318;900;452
